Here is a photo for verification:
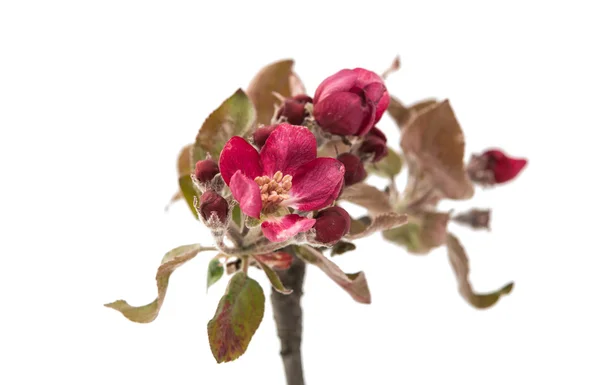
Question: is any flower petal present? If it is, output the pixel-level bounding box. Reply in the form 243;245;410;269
313;92;373;136
314;69;357;104
219;136;262;185
261;214;316;243
230;170;262;218
285;158;345;211
260;124;316;177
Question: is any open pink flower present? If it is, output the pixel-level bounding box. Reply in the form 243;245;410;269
219;124;345;242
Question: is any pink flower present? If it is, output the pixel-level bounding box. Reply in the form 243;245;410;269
467;149;528;185
313;68;390;136
219;123;345;242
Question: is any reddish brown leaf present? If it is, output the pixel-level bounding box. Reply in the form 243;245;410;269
105;244;215;323
446;233;514;309
400;100;474;200
295;245;371;304
345;212;408;240
247;59;300;126
340;183;393;214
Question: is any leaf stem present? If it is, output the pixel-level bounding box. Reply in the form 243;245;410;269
241;256;249;274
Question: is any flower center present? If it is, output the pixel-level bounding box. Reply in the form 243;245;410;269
254;171;292;210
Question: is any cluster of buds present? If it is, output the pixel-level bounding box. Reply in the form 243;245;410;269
194;159;229;226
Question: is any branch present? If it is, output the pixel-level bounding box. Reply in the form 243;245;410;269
271;250;306;385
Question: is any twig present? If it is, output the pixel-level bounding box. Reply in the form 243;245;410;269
271;250;306;385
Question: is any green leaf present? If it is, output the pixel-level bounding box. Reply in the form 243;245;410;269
383;222;423;254
105;244;215;323
207;272;265;363
446;233;514;309
367;147;403;178
330;241;356;257
345;213;408;240
166;143;194;210
247;59;300;126
193;89;256;163
295;245;371;304
231;205;242;227
254;258;292;294
207;256;225;292
400;100;474;200
178;175;199;219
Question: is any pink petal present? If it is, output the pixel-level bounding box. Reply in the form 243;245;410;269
229;170;262;218
314;69;358;104
261;214;316;243
260;124;316;177
285;157;345;211
219;136;262;185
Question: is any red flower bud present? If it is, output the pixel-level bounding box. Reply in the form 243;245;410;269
313;206;351;244
359;127;388;162
194;159;219;183
276;94;313;125
467;149;527;185
199;191;228;223
313;68;390;137
252;125;278;148
337;153;367;186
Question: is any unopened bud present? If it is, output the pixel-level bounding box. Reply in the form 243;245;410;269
194;159;219;183
452;209;491;230
199;191;228;223
337;153;366;186
359;127;388;162
276;94;313;125
313;206;352;244
467;149;527;185
252;124;278;148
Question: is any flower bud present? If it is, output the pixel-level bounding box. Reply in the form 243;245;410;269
313;68;390;137
467;149;527;185
199;191;228;223
276;94;313;125
313;206;351;244
359;127;388;162
194;159;219;183
337;153;367;186
252;124;278;148
452;209;491;230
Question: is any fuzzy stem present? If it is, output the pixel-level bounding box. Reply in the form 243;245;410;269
271;251;306;385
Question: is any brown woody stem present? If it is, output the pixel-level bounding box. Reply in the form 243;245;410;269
271;250;306;385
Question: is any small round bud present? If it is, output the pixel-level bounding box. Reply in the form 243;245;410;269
359;136;388;162
276;94;313;125
313;206;351;244
252;125;278;148
337;153;367;186
194;159;219;183
199;191;228;223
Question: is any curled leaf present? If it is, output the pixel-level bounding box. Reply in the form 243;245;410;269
193;89;256;162
340;183;393;214
207;272;265;363
295;245;371;304
207;255;225;291
446;233;514;309
345;213;408;240
254;252;293;270
247;59;300;126
331;241;356;256
400;100;474;200
105;244;215;323
254;258;292;295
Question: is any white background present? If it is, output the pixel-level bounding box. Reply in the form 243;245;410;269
1;1;599;384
